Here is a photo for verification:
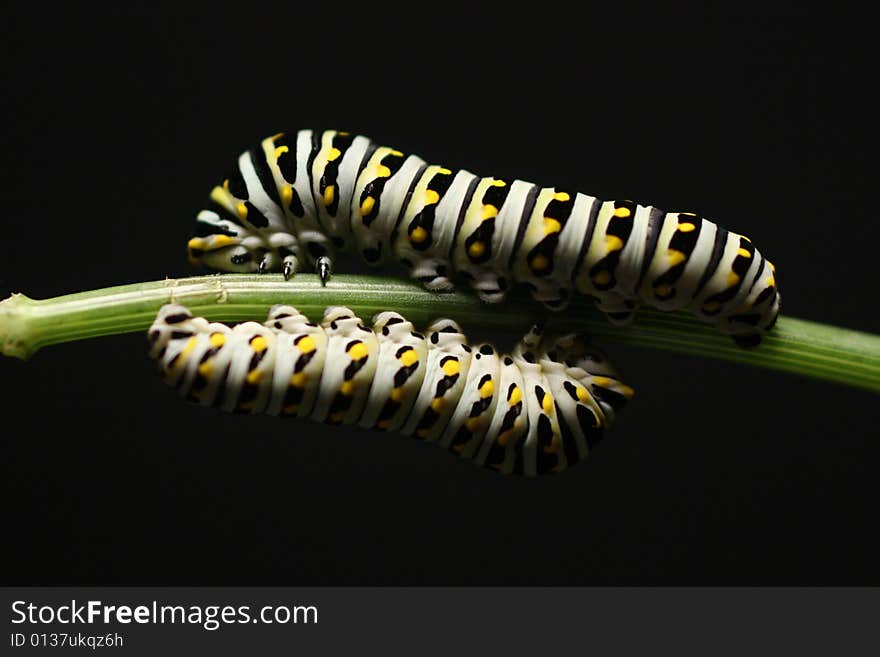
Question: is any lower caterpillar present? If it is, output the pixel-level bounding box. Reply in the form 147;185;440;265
148;304;634;476
187;129;780;347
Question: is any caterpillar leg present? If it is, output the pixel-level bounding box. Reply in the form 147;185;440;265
537;287;571;311
593;295;639;326
316;255;332;285
407;257;455;292
468;271;509;304
257;250;290;274
282;254;299;280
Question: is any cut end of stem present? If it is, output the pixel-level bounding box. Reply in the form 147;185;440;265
0;293;37;360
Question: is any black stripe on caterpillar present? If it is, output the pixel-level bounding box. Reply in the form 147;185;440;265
187;130;780;347
148;303;634;476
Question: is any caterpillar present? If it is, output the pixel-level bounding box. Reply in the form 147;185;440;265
147;303;633;476
187;129;781;347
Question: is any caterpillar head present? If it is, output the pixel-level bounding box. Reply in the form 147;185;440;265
187;209;298;275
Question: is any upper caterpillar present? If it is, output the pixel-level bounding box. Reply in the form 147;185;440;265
187;129;780;347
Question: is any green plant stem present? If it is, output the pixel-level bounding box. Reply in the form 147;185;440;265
1;274;878;392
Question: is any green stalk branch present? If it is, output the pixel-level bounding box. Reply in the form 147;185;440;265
1;274;878;393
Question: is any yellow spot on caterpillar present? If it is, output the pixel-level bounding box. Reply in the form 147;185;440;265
198;362;213;377
297;335;316;354
209;333;226;347
726;272;741;287
246;369;262;384
322;185;335;207
464;417;482;432
187;237;205;249
575;386;590;403
468;241;486;258
680;211;697;217
667;249;687;267
347;342;369;360
210;186;235;209
544;218;562;235
441;359;460;377
678;222;697;232
389;388;405;402
281;185;292;206
338;131;350;137
592;376;609;387
479;379;494;399
236;201;248;220
290;372;308;388
390;150;404;157
274;145;289;159
737;247;752;258
492;179;507;187
222;179;230;191
592;270;612;286
531;254;549;271
769;262;776;273
702;300;722;313
250;336;268;353
437;167;452;175
605;235;624;252
482;204;499;220
541;392;554;414
410;226;429;244
212;235;235;248
618;384;636;399
766;275;776;287
655;283;673;297
360;196;375;216
377;165;391;177
614;206;632;218
741;235;752;243
424;189;440;205
430;397;446;412
508;385;522;406
553;191;570;202
340;381;355;395
326;147;341;161
399;350;419;367
178;337;198;363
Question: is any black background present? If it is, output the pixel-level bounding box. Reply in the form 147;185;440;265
2;8;876;584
